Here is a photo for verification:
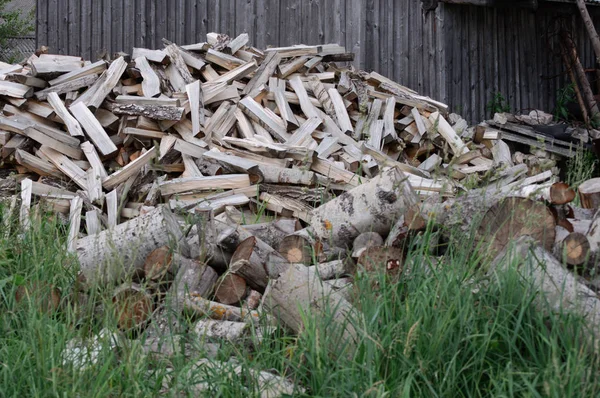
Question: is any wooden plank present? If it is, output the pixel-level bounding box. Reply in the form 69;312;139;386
328;88;353;134
0;81;34;99
20;178;32;230
35;74;99;101
15;149;62;178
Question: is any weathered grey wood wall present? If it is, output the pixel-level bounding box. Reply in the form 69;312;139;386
36;0;600;123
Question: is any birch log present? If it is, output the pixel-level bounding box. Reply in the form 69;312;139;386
76;206;188;284
490;236;600;342
262;263;358;353
310;167;419;248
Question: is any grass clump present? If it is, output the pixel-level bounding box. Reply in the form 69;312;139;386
1;203;599;397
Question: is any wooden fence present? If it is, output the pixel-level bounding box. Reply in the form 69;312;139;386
36;0;600;122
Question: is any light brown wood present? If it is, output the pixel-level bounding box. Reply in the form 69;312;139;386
578;178;600;209
70;101;118;155
214;274;247;305
112;283;153;330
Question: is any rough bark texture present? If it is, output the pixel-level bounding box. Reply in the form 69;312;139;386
109;103;185;121
491;236;600;342
170;254;218;308
262;263;358;352
311;167;418;248
76;206;188;285
230;236;288;291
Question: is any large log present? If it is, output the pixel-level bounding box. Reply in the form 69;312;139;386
75;206;188;284
310;167;419;248
229;236;288;291
491;236;600;342
170;254;218;307
262;263;358;354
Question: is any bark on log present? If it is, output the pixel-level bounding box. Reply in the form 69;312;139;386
214;274;247;305
230;236;288;291
193;319;250;343
578;178;600;209
76;206;188;285
108;103;185;121
311;167;419;248
170;254;218;308
262;263;358;354
490;236;600;342
112;283;153;331
184;295;261;323
240;219;300;249
307;259;353;281
586;209;600;253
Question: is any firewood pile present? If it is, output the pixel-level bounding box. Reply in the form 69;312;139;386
2;32;600;390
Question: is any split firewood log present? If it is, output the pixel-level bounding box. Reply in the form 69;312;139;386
310;167;419;248
112;283;153;331
76;206;188;285
578;178;600;209
193;319;250;343
214;274;247;305
262;263;358;353
490;236;600;342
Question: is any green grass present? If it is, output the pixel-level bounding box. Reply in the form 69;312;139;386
1;204;600;397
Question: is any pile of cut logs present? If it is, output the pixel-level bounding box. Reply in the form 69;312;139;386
3;32;600;393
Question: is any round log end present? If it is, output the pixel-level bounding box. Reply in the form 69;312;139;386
476;197;556;259
144;246;173;281
550;183;576;205
15;282;61;313
214;274;248;305
112;284;153;331
578;178;600;209
357;246;404;280
561;232;591;267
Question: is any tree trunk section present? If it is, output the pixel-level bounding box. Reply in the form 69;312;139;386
262;263;358;352
214;274;248;305
76;206;188;285
555;232;591;268
578;178;600;209
310;167;419;248
491;236;600;342
229;236;287;291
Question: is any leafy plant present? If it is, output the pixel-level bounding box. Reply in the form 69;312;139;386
554;84;577;122
0;0;34;44
486;92;511;117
